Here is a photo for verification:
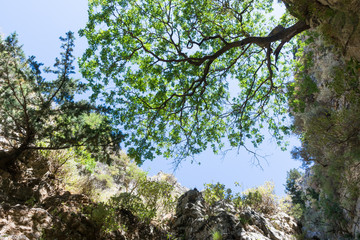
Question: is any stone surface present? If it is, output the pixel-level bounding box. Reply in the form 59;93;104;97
0;204;52;240
0;152;300;239
284;0;360;62
172;189;299;240
149;171;189;197
291;23;360;239
0;157;173;240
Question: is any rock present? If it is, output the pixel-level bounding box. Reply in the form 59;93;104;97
291;28;360;239
172;190;299;240
0;204;52;240
284;0;360;62
0;152;301;240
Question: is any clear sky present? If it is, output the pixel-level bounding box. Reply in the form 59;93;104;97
0;0;302;196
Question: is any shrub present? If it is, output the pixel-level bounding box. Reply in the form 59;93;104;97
242;190;263;210
241;181;278;215
83;202;125;234
203;182;232;206
124;173;175;221
109;193;154;222
84;177;175;235
203;181;279;215
39;147;97;198
284;168;305;220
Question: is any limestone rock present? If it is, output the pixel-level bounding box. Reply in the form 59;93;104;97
284;0;360;62
0;204;52;240
172;189;299;240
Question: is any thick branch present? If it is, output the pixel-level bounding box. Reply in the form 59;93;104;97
130;20;309;67
202;20;310;62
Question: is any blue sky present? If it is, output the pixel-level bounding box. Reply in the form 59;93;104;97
0;0;302;196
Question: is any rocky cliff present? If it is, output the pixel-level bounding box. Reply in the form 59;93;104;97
172;189;299;240
288;4;360;238
0;152;300;240
283;0;360;62
279;0;360;238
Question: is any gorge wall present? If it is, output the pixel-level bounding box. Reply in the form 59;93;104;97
287;0;360;239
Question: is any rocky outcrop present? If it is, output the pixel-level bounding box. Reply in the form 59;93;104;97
0;192;97;240
0;156;99;239
283;0;360;62
0;204;52;240
0;156;301;240
172;189;299;240
0;149;302;240
0;155;168;240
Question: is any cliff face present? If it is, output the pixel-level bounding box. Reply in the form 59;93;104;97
282;0;360;238
172;189;299;240
288;1;360;237
283;0;360;61
314;0;360;62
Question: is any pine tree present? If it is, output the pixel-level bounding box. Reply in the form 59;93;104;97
0;32;123;169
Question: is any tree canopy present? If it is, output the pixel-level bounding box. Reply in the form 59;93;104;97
0;32;123;169
80;0;310;165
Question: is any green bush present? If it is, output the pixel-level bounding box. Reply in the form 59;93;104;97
38;147;97;198
203;182;232;206
87;168;176;229
82;158;176;232
203;181;279;215
242;190;263;210
110;192;152;221
83;202;125;234
241;181;278;215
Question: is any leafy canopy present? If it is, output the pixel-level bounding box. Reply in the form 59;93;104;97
80;0;309;164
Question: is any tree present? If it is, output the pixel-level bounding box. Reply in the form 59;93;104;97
79;0;310;165
285;169;304;206
0;32;123;169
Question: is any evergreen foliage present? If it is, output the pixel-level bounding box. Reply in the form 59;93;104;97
285;169;304;206
284;168;305;219
0;32;123;169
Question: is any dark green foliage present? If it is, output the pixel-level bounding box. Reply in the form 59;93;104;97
284;168;305;219
111;193;152;221
0;32;124;169
285;169;304;205
242;190;263;210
